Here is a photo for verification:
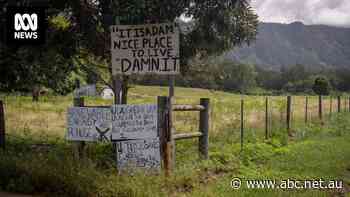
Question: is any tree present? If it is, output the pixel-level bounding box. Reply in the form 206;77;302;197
0;1;79;98
1;0;259;102
71;0;259;103
312;77;330;95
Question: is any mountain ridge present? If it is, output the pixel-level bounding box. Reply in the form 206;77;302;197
225;22;350;70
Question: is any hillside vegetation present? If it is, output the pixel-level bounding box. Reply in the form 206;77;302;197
226;22;350;70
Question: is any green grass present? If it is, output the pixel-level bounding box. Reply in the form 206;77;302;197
0;86;349;196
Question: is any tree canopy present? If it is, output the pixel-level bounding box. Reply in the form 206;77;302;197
0;0;258;94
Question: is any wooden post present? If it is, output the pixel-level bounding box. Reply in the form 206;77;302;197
318;95;323;121
158;96;172;175
348;97;350;112
73;97;85;158
330;96;333;116
0;101;5;149
168;75;175;166
113;75;122;105
305;97;308;123
337;96;341;113
265;97;269;140
199;98;209;159
240;98;244;151
286;96;292;136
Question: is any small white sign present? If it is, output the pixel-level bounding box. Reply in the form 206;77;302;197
66;107;112;141
110;23;180;75
116;138;161;172
74;84;97;97
111;104;158;140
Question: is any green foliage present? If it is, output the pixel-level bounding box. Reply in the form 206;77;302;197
0;0;259;94
312;77;330;95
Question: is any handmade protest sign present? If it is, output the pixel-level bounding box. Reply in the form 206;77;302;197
111;104;158;140
67;107;112;141
110;23;180;75
116;138;161;172
73;84;97;98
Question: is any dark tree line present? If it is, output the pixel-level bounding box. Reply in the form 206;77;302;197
0;0;259;101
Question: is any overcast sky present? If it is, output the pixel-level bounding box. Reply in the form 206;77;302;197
250;0;350;27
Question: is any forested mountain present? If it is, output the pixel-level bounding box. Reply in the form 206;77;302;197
225;22;350;70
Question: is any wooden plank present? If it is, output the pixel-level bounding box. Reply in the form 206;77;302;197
173;105;205;111
338;96;341;113
0;100;5;149
199;98;209;159
173;132;203;140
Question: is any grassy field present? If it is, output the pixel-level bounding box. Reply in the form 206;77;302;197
0;86;349;197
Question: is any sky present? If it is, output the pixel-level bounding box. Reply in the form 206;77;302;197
250;0;350;27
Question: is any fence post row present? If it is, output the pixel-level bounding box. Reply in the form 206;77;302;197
73;97;85;158
0;101;5;150
286;96;292;136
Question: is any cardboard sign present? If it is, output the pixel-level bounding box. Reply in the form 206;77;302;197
111;104;158;140
116;138;161;172
67;107;112;141
74;84;97;98
110;23;180;75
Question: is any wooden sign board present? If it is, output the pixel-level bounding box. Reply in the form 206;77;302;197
66;107;112;141
116;138;161;172
74;84;97;98
110;23;180;75
111;104;158;140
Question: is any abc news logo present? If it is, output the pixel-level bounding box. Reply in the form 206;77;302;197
15;13;38;39
6;7;46;45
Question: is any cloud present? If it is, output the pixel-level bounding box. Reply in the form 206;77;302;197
250;0;350;27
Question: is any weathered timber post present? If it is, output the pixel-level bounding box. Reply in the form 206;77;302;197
265;97;269;140
168;76;176;167
158;96;172;175
286;96;292;136
199;98;210;160
337;96;341;113
0;101;5;149
73;97;85;158
240;98;244;152
305;97;308;123
330;96;333;116
318;95;323;121
113;75;122;104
